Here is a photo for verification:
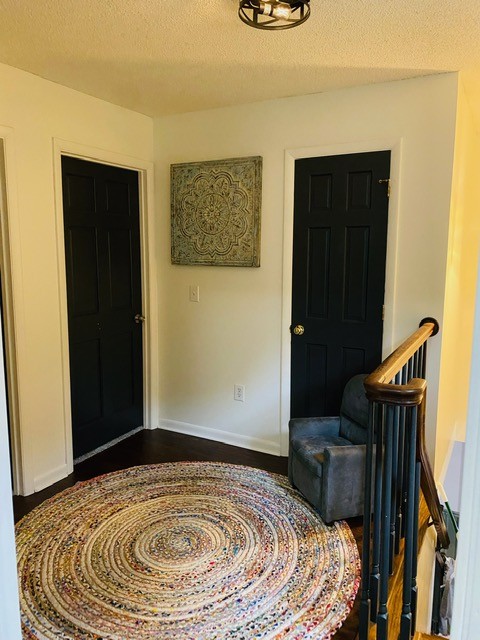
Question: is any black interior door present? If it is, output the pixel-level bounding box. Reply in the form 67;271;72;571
291;150;390;418
62;156;143;458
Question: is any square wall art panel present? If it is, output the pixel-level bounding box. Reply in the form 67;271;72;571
171;156;262;267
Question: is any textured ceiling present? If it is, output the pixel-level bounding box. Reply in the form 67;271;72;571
1;0;480;117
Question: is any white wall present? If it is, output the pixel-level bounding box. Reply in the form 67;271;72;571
154;74;458;462
0;337;21;639
0;141;21;638
436;75;480;478
0;63;474;636
0;64;462;494
451;259;480;640
0;63;154;494
443;440;465;513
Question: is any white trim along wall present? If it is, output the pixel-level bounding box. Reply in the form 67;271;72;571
0;127;29;496
280;139;402;454
0;291;21;639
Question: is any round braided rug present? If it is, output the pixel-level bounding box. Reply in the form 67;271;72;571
16;462;360;639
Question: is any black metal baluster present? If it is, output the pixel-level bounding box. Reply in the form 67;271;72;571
389;380;400;572
420;342;427;379
399;406;418;640
407;356;414;382
413;350;419;378
400;364;408;539
396;403;405;553
376;404;394;639
370;403;385;623
410;458;421;634
359;401;377;640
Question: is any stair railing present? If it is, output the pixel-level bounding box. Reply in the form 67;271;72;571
359;318;449;640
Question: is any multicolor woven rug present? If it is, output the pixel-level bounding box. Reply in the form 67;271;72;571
16;462;360;639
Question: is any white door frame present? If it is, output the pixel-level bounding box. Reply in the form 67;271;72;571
52;138;158;477
279;138;403;455
0;127;28;496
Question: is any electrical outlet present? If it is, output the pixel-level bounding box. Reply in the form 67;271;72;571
189;285;200;302
234;384;245;402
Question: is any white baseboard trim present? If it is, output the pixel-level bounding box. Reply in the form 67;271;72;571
33;464;69;493
32;426;146;493
32;423;279;493
157;419;281;457
73;426;145;464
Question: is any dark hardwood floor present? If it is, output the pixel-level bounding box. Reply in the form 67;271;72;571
12;428;361;639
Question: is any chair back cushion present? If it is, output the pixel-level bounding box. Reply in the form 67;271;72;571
339;374;369;444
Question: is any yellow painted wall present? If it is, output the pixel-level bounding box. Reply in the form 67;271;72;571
154;74;459;463
436;74;480;478
0;62;153;494
418;85;480;626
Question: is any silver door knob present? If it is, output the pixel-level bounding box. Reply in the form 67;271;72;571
134;314;145;324
293;324;304;336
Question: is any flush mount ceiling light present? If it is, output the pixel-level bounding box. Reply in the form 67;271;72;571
239;0;310;30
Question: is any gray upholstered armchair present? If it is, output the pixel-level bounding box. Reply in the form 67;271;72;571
288;374;369;523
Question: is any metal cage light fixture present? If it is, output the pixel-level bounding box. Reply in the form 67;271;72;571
238;0;310;30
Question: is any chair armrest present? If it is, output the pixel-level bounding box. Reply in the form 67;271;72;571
288;416;340;439
321;445;366;523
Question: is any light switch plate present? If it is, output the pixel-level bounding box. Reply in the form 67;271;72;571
189;285;200;302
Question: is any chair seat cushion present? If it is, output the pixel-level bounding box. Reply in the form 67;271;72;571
290;434;352;478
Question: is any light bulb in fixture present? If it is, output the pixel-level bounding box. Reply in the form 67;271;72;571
259;1;292;20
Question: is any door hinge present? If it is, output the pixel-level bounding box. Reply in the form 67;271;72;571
378;178;391;198
382;305;385;321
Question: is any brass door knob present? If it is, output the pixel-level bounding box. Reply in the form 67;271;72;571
134;314;145;324
293;324;304;336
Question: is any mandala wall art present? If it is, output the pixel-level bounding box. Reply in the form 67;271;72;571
171;156;262;267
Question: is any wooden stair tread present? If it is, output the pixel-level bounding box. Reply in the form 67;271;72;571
413;633;442;640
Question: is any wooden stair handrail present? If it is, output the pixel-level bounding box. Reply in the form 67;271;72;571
364;318;438;394
417;396;450;550
363;317;450;550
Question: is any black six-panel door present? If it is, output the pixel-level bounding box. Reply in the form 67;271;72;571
62;157;143;458
291;151;390;418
